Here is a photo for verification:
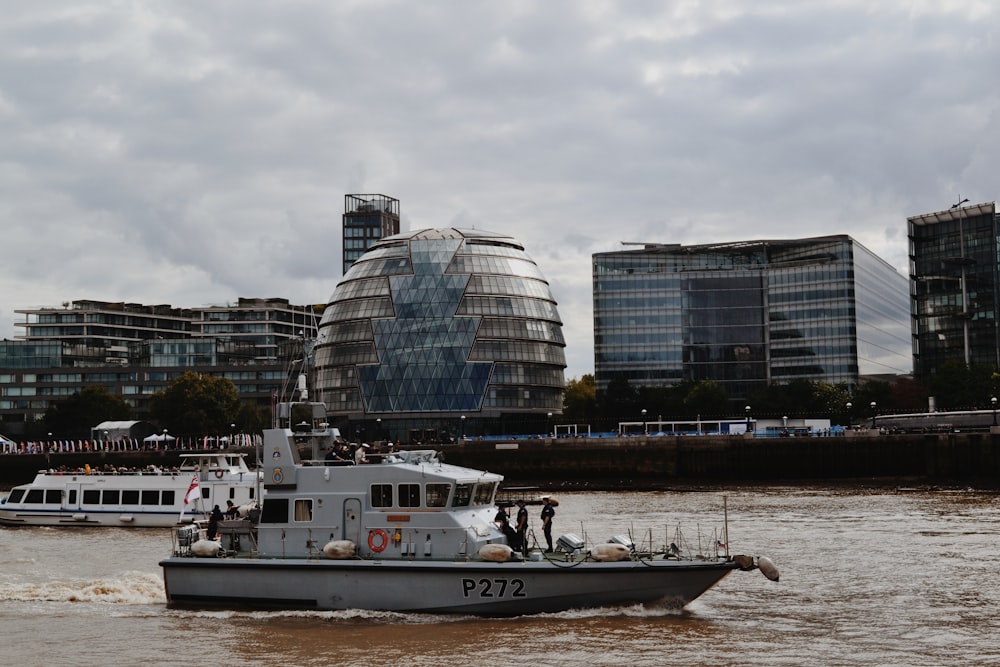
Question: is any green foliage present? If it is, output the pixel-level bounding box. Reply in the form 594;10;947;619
149;371;240;436
563;374;597;423
927;360;995;410
43;385;133;439
682;380;729;417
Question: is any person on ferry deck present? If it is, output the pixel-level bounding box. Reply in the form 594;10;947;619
354;443;370;464
225;500;239;519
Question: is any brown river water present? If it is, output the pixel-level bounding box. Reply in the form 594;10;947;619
1;487;998;666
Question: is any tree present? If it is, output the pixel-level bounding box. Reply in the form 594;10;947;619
43;385;133;439
150;372;240;437
563;374;597;423
682;380;729;418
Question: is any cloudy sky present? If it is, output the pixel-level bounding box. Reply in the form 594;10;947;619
1;1;997;380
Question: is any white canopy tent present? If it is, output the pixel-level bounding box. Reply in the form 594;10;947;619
143;433;176;443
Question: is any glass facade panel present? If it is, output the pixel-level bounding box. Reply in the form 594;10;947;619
593;236;911;401
314;228;566;435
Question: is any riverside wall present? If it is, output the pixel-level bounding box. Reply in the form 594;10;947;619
2;432;999;489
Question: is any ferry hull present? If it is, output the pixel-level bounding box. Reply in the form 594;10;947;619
160;556;737;615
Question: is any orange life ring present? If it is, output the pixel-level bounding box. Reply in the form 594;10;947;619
214;469;224;479
368;529;389;553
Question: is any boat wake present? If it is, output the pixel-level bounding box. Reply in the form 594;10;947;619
0;571;165;605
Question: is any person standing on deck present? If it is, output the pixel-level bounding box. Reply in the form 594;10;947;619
540;497;557;552
515;498;529;555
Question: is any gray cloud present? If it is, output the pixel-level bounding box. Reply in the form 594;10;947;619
1;1;997;380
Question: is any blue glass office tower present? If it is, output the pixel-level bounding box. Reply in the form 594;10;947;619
314;228;566;441
592;236;911;400
908;201;1000;377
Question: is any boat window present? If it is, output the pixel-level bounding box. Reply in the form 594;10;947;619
201;487;209;500
399;484;420;508
7;489;24;503
83;490;100;504
260;498;288;523
45;490;61;504
103;490;120;505
426;483;450;508
68;489;76;505
370;484;393;508
162;490;175;505
122;490;140;505
25;489;43;504
473;483;496;506
142;490;159;505
294;498;313;522
452;483;473;507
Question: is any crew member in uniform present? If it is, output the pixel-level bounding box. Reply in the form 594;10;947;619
540;497;557;552
515;498;529;555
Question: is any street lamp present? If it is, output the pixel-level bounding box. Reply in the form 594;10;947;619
846;402;852;429
870;402;877;430
547;412;553;437
744;405;752;432
782;416;788;431
992;397;997;426
460;415;466;440
641;409;647;435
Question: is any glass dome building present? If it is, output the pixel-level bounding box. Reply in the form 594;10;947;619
312;228;566;443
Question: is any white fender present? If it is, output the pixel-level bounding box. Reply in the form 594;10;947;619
479;543;513;562
323;540;357;559
757;556;780;581
591;543;630;562
191;539;222;558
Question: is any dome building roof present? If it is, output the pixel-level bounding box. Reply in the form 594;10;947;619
313;228;565;431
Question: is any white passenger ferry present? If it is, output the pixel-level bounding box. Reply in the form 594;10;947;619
0;452;259;527
160;402;778;615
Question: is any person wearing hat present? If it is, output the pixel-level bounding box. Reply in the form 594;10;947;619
540;496;557;552
355;443;370;464
514;498;529;556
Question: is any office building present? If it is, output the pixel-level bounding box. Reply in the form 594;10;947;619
342;194;400;274
908;200;999;377
592;235;912;401
0;298;321;438
313;227;566;443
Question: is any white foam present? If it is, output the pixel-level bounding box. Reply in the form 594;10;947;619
0;570;166;605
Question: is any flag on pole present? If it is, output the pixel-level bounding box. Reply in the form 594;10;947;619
180;475;201;520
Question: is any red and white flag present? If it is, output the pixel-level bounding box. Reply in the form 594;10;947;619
180;475;201;520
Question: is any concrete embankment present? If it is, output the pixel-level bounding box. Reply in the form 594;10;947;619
3;432;998;489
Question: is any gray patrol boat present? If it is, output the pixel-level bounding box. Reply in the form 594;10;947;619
160;401;778;615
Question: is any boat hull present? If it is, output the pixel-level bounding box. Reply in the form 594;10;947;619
160;556;737;615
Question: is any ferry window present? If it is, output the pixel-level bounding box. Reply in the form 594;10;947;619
142;490;159;505
260;498;288;523
122;490;140;505
68;490;76;504
399;484;420;508
45;490;61;504
426;483;450;508
452;483;472;507
25;489;43;504
7;489;24;503
474;483;496;505
162;490;175;505
371;484;393;508
201;488;210;500
103;490;121;504
83;490;100;504
294;498;313;522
